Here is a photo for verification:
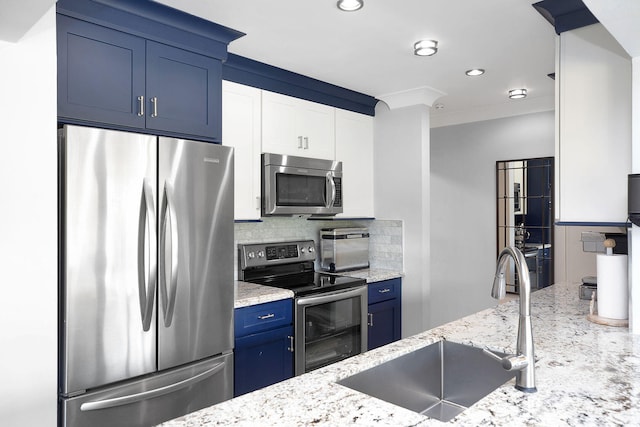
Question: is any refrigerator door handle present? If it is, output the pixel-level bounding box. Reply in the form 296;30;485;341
79;360;227;412
138;179;157;332
160;181;179;327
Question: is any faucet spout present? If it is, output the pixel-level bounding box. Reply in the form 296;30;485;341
489;246;537;393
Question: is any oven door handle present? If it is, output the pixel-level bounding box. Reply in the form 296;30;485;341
296;286;366;306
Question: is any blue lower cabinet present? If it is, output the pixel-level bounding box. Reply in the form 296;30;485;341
234;299;294;397
367;278;402;350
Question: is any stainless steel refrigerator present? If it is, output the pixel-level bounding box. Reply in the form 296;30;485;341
58;125;234;427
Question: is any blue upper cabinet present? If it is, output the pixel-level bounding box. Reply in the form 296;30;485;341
145;41;221;138
56;0;243;142
57;15;146;129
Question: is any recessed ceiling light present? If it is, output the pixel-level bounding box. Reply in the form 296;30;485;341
414;40;438;56
508;89;527;99
337;0;363;11
465;69;485;76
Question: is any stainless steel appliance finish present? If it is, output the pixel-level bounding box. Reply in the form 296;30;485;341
262;153;343;216
295;284;367;375
59;125;234;427
487;246;537;393
320;227;370;272
338;340;515;422
61;354;232;427
238;240;367;375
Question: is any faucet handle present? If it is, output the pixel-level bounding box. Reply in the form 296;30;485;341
483;348;529;371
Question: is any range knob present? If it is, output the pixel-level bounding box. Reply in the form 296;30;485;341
257;250;265;258
247;251;255;259
308;246;315;253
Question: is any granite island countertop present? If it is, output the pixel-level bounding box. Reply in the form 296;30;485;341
171;282;640;426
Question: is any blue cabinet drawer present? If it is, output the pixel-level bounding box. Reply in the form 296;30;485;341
235;299;292;337
368;278;401;304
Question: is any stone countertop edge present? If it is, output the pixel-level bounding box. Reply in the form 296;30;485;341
234;281;294;309
334;268;404;283
183;281;640;426
234;269;403;308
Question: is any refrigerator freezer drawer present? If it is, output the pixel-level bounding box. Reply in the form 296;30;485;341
61;353;233;427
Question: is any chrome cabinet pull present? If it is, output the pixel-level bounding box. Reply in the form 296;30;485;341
368;313;374;327
137;95;145;116
378;288;391;294
303;136;309;149
151;97;158;118
287;335;294;352
258;313;275;320
297;136;303;149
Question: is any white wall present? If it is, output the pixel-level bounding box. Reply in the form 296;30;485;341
630;56;640;333
558;24;632;222
374;103;430;336
430;111;554;327
0;7;58;426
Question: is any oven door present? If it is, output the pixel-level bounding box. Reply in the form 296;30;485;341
294;285;367;375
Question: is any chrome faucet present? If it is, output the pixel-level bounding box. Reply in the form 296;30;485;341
483;246;537;393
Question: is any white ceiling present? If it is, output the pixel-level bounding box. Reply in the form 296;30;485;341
157;0;558;126
582;0;640;58
0;0;56;42
3;1;637;127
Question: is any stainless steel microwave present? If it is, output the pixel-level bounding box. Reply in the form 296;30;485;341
262;153;343;216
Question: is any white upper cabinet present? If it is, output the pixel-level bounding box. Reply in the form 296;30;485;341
262;91;335;160
335;108;374;218
222;81;262;220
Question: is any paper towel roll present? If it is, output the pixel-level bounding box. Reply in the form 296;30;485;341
596;254;628;320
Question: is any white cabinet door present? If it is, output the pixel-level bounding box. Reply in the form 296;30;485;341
262;91;335;160
222;81;262;220
335;109;374;218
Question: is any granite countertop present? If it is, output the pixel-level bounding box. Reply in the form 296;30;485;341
193;281;640;426
234;281;294;308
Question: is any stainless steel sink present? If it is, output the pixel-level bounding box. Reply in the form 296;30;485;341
337;340;516;422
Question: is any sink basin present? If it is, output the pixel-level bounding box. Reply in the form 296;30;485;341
337;340;516;422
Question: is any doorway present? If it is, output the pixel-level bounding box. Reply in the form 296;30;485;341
496;157;554;293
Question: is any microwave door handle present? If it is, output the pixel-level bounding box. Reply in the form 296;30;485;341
326;172;336;208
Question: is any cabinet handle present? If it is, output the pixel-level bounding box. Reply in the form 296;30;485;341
256;196;261;211
151;97;158;118
368;313;374;327
137;95;145;117
378;288;391;294
298;136;303;149
287;335;294;352
304;137;309;149
258;313;275;320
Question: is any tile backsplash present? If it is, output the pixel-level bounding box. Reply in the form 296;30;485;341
234;217;403;278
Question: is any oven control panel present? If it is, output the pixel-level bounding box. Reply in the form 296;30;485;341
239;240;316;269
